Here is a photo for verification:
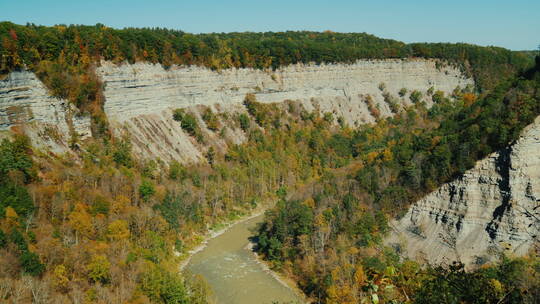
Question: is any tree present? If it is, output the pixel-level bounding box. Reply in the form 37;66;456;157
139;179;156;202
68;203;93;243
107;220;130;241
86;255;111;284
20;250;45;276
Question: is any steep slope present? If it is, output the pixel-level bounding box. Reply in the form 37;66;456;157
97;59;471;162
386;116;540;266
0;71;91;152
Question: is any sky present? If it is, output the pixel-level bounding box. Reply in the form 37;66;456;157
1;0;539;50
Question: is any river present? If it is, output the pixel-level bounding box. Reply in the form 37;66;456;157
185;214;305;304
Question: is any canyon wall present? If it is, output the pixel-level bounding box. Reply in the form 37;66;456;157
0;59;472;161
386;116;540;266
0;71;91;153
97;59;472;162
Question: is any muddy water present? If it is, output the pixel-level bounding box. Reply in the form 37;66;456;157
185;214;304;304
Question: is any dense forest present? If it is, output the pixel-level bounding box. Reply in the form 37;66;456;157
255;57;540;303
0;22;534;135
0;21;539;303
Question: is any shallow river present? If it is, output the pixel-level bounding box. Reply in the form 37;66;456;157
185;214;305;304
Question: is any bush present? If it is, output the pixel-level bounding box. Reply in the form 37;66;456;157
202;108;219;131
238;113;250;131
173;109;204;142
410;90;422;103
399;88;408;97
169;160;187;181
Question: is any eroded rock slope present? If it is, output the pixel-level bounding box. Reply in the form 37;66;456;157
97;59;472;162
0;71;91;153
386;116;540;266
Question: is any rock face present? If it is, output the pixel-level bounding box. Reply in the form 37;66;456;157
98;59;472;162
386;116;540;266
0;59;472;161
0;71;91;152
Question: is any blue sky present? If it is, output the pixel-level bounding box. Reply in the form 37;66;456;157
1;0;539;50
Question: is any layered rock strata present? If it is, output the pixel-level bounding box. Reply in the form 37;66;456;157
0;71;91;153
97;59;472;162
386;116;540;266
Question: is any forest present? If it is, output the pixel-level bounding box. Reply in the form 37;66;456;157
0;22;533;134
0;21;539;303
255;57;540;303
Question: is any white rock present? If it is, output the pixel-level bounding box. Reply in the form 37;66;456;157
98;59;472;162
386;116;540;266
0;71;91;153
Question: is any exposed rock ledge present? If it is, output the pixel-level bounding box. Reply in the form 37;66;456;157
0;71;91;153
1;59;472;161
97;59;472;162
386;116;540;266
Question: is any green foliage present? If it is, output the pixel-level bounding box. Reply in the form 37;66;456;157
206;146;216;165
90;196;110;216
0;181;34;219
9;228;27;251
399;88;408;97
139;179;156;202
409;90;422;103
141;231;168;263
238;113;251;131
257;200;313;262
0;229;6;248
112;137;133;167
201;108;219;131
154;192;185;230
20;250;45;276
173;109;203;142
413;262;520;304
0;134;34;181
169;160;187;181
432;90;445;103
139;265;190;304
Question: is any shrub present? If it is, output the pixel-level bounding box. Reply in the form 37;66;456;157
238;113;250;131
173;109;204;142
202;108;219;131
169;160;187;181
399;88;408;97
410;90;422;103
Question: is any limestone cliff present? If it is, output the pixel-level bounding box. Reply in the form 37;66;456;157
386;116;540;266
97;59;472;162
0;71;91;153
1;59;472;161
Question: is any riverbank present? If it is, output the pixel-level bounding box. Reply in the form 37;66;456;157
247;241;310;304
182;207;306;304
178;205;268;270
